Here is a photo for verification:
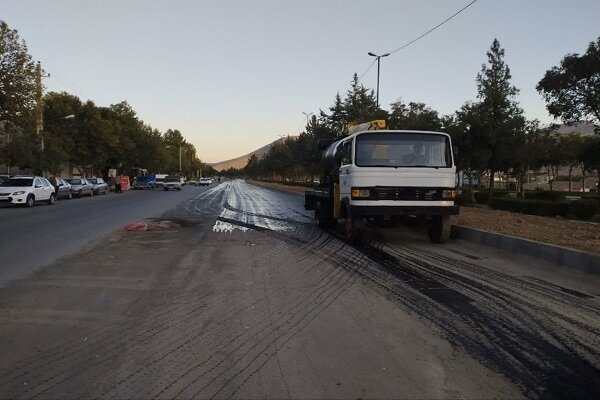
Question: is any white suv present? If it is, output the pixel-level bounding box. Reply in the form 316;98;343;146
0;176;56;207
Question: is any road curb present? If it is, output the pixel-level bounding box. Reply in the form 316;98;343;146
451;225;600;275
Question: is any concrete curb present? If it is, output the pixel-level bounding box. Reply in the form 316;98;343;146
451;225;600;275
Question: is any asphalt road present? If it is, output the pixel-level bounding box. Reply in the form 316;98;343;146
0;180;599;399
0;184;210;285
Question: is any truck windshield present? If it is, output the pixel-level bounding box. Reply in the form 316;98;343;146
355;132;452;168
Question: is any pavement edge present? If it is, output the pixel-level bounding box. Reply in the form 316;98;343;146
451;225;600;275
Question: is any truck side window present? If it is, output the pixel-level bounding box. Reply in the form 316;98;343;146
341;140;353;166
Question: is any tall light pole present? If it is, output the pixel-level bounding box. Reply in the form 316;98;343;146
178;144;182;172
368;52;390;108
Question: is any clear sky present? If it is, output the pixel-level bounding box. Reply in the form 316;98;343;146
1;0;599;163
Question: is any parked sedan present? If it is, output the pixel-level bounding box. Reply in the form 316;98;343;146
66;178;94;197
0;176;56;207
48;177;73;199
87;177;108;195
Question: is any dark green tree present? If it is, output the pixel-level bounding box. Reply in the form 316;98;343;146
0;20;36;126
0;21;38;171
537;36;600;125
388;101;442;131
475;38;526;196
42;92;82;174
580;136;600;191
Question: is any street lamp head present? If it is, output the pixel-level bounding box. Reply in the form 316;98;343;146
64;114;75;120
368;52;377;57
382;53;391;57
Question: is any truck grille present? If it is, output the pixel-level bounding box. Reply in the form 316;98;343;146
372;187;443;201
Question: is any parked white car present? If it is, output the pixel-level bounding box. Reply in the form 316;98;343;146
0;176;56;207
163;177;182;191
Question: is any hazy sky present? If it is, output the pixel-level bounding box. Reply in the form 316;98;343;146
2;0;599;163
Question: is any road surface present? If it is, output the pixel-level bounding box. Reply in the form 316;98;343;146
0;179;598;399
0;185;208;285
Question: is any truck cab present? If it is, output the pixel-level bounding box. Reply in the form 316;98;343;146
305;126;458;243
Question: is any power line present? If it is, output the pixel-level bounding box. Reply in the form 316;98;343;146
388;0;479;55
358;58;378;81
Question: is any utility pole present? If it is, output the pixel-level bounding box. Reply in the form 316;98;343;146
179;144;182;172
35;62;44;148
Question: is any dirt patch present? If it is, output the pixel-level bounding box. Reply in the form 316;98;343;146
249;180;600;257
455;207;600;256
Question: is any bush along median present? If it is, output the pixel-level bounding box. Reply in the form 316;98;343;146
488;197;598;221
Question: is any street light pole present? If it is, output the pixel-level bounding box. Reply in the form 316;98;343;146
179;144;182;172
302;111;313;126
368;52;390;108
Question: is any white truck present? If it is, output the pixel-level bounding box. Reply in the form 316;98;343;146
304;121;459;243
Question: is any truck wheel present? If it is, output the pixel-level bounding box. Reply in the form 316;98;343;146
316;201;335;228
428;215;451;243
345;216;363;244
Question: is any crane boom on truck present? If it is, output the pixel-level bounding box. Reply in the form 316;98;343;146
304;120;459;243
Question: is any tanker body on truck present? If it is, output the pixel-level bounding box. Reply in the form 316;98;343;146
304;121;459;243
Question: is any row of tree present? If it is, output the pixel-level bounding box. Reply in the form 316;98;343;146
242;37;600;195
0;20;213;178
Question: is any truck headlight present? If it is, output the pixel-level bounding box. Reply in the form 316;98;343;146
351;188;371;199
442;189;457;200
12;191;26;195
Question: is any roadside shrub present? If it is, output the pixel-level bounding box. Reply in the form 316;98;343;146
473;192;489;204
489;198;567;217
526;190;565;202
456;189;474;206
569;199;598;220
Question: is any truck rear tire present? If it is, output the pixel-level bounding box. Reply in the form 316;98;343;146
316;201;335;229
428;215;451;243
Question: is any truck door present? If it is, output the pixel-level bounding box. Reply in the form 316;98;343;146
339;139;353;202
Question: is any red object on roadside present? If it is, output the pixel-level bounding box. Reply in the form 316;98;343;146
119;176;130;191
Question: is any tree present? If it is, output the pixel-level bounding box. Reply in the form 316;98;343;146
388;101;442;131
475;39;526;196
558;133;584;191
537;36;600;125
42;92;82;174
0;20;37;127
580;136;600;192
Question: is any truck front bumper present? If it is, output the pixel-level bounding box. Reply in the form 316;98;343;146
348;205;459;217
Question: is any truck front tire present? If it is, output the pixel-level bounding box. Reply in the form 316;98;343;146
428;215;451;243
345;215;363;244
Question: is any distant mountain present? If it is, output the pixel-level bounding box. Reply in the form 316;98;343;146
210;136;297;172
554;121;598;136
